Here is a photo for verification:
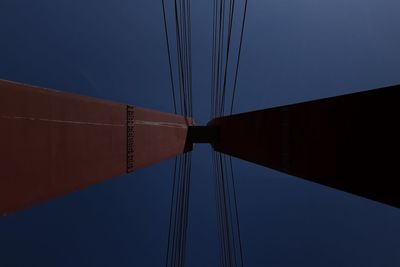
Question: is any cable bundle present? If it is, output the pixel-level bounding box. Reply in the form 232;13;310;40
162;0;193;118
210;0;248;265
211;0;248;119
161;0;193;266
166;154;192;267
212;152;244;267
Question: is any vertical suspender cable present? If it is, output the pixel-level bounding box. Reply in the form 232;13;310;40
230;0;248;115
161;0;178;114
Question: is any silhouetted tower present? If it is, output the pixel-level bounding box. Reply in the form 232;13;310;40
209;85;400;208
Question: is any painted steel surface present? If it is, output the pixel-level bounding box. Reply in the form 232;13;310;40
0;80;191;215
0;80;126;215
210;84;400;208
130;106;193;171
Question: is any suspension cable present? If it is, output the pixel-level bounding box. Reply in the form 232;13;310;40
163;0;193;266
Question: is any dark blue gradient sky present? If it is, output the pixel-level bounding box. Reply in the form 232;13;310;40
1;0;400;266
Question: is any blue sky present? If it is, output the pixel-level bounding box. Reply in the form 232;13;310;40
1;0;400;266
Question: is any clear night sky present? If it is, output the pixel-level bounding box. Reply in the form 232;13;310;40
1;0;400;266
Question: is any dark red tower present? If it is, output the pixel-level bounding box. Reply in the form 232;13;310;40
0;79;192;215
